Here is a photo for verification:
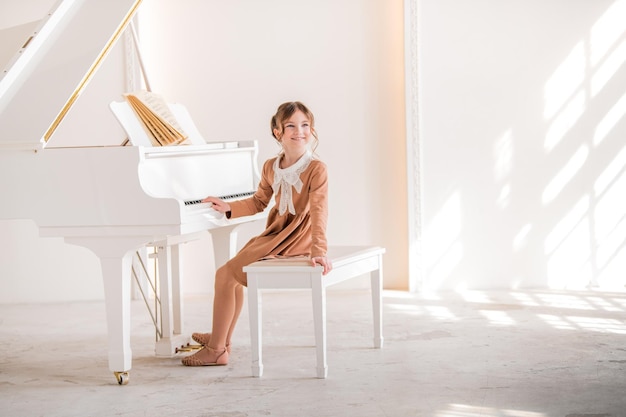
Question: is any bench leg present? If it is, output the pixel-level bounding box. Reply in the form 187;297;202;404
371;255;384;349
311;274;328;378
247;276;264;377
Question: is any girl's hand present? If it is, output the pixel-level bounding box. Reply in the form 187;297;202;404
202;196;231;214
311;256;332;275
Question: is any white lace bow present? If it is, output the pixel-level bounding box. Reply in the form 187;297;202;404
272;151;313;215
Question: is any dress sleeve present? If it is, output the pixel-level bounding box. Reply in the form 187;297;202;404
308;161;329;258
228;158;274;218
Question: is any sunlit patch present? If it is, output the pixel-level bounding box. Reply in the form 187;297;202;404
512;223;532;252
509;292;538;306
543;41;585;121
386;303;422;316
425;191;463;289
496;183;511;209
493;128;513;182
591;38;626;96
593;145;626;197
595;245;626;290
535;293;595;310
585;296;625;312
593;91;626;146
566;316;626;334
537;313;576;330
544;196;589;255
435;403;547;417
590;0;626;66
544;91;586;152
542;144;589;204
459;290;491;304
480;310;516;326
594;169;626;270
425;305;459;321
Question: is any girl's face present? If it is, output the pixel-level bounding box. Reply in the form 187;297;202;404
275;110;312;154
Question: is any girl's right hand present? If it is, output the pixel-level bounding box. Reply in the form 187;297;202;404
202;196;231;214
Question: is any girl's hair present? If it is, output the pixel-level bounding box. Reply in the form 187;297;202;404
270;101;319;153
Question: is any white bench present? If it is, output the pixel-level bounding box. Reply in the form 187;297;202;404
243;245;385;378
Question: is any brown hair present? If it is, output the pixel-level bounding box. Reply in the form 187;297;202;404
270;101;319;152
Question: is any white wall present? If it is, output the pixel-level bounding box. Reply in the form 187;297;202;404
419;0;626;290
0;0;407;303
135;0;407;289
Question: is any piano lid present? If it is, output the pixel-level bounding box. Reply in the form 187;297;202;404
0;0;143;150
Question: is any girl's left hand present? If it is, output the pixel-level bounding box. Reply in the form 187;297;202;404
311;256;332;275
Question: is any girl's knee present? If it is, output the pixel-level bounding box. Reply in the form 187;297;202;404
215;265;238;289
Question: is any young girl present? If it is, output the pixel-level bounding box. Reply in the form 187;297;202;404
182;101;332;366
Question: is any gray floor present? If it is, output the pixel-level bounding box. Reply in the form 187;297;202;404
1;288;626;417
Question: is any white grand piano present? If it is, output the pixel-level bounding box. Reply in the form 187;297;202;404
0;0;268;384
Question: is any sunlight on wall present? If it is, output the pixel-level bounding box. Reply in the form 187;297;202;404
589;0;626;67
493;129;513;209
593;91;626;146
594;166;626;264
544;91;586;152
546;216;592;288
592;143;626;289
512;223;532;252
540;0;626;290
435;403;546;417
541;144;589;204
593;144;626;195
543;41;586;152
425;191;463;289
544;195;588;255
591;39;626;96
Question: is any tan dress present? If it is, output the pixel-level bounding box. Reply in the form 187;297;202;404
218;153;329;286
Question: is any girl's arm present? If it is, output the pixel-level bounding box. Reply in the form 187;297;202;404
308;161;331;274
224;158;274;219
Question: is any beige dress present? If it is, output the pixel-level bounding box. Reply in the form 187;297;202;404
219;152;329;286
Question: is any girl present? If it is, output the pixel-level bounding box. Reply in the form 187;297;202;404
182;101;332;366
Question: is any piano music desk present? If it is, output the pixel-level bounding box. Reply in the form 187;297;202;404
244;245;385;378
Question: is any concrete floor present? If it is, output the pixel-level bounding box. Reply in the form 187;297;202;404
1;288;626;417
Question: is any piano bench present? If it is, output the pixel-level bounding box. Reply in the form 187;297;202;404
243;245;385;379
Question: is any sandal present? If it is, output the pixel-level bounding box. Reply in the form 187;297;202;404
191;332;231;353
181;346;229;366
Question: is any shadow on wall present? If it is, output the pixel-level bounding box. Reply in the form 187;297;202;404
424;1;626;291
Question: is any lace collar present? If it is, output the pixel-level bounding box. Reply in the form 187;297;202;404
272;151;313;215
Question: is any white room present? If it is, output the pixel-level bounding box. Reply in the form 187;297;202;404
1;0;626;416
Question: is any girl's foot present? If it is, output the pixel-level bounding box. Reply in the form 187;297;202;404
191;332;231;353
181;346;229;366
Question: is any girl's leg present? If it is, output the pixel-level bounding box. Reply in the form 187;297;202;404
190;272;245;348
209;267;239;350
182;266;237;365
225;284;244;346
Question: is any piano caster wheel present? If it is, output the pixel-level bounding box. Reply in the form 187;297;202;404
114;371;129;385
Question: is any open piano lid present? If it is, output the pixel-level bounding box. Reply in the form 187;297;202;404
0;0;143;151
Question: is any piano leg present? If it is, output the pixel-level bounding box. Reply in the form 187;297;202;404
65;236;148;385
100;254;133;384
209;224;241;268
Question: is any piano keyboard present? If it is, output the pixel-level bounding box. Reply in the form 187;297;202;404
184;191;256;206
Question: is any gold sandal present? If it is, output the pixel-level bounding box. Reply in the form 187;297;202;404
181;346;229;366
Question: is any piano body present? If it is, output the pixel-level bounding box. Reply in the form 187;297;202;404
0;0;268;384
